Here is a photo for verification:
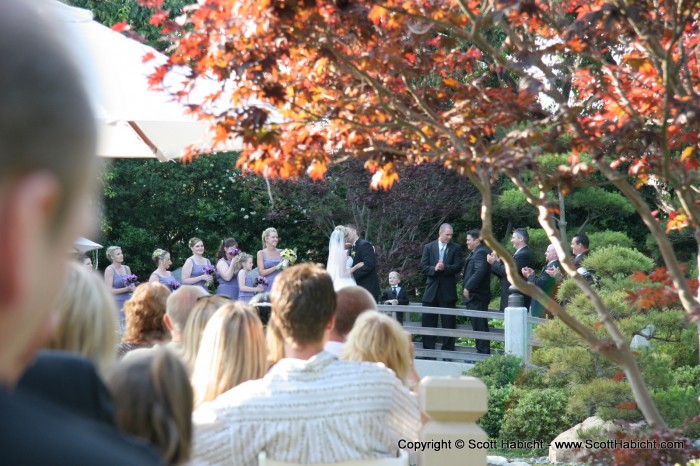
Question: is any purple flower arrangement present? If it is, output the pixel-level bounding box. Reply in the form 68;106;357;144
122;274;139;288
256;276;269;288
169;280;182;291
228;247;241;257
202;265;217;294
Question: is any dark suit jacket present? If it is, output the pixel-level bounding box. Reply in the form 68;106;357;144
574;251;590;268
18;350;115;426
463;244;492;302
528;259;561;317
380;285;409;305
420;240;464;304
491;246;534;310
0;386;161;466
351;238;380;299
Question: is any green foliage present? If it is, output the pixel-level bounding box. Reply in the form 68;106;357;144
515;366;549;389
651;387;700;429
568;379;642;422
478;385;514;439
637;351;675;390
587;230;634;249
525;228;549;268
500;387;579;442
583;246;655;277
68;0;192;51
671;365;700;389
466;354;522;388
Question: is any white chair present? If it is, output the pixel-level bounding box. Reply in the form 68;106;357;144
258;449;410;466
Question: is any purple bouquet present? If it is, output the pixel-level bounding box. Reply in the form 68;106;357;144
122;274;139;287
202;265;217;294
256;276;269;288
169;280;182;291
228;247;241;257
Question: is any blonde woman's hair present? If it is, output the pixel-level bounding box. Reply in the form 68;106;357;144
152;248;169;265
341;310;411;383
180;295;230;374
105;245;121;262
106;347;192;465
47;262;117;373
233;252;252;270
261;227;277;248
265;316;285;369
192;302;266;408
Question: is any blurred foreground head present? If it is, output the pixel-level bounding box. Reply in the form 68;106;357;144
0;0;98;385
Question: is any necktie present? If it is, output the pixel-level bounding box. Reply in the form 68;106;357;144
392;286;398;297
439;245;445;261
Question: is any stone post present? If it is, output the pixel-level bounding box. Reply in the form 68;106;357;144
419;377;488;466
505;285;529;363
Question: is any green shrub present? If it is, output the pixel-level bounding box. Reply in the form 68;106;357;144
637;350;674;390
672;365;700;389
466;354;522;388
515;366;549;389
568;379;642;422
588;231;633;249
583;246;654;277
500;387;579;442
479;385;514;438
652;386;700;429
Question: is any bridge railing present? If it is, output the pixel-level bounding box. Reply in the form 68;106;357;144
377;291;545;363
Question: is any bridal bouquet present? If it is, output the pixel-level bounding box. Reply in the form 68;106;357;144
227;247;241;257
122;274;139;288
280;249;297;269
202;265;218;293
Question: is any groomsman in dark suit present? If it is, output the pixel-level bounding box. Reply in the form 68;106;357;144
346;224;381;300
380;271;410;323
463;229;492;354
420;223;464;352
523;244;561;318
488;228;534;310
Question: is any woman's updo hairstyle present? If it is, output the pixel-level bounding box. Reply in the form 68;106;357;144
152;249;169;266
106;245;121;262
188;237;203;249
261;228;277;248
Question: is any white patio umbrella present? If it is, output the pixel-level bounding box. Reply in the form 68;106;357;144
72;237;103;269
48;0;242;161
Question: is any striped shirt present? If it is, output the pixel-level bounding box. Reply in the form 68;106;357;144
191;351;420;466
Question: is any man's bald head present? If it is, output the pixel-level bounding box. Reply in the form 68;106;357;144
333;286;377;339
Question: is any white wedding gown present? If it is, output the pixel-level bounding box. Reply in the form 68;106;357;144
327;230;356;291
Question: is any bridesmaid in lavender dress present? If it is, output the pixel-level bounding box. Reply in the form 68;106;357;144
237;254;265;304
256;227;287;290
149;249;179;290
181;237;213;292
215;238;241;299
103;245;136;334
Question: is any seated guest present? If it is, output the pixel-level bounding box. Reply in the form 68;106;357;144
342;311;421;391
191;264;420;466
18;351;115;426
47;262;118;374
324;286;377;357
180;295;230;373
164;285;208;352
379;271;410;323
0;2;160;462
116;283;171;359
191;302;266;408
107;347;192;465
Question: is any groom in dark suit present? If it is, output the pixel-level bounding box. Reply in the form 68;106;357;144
488;228;534;310
420;223;463;352
346;224;380;300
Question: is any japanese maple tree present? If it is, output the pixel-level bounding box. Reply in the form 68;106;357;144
141;0;700;428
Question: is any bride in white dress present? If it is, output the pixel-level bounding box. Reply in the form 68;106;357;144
327;226;361;290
